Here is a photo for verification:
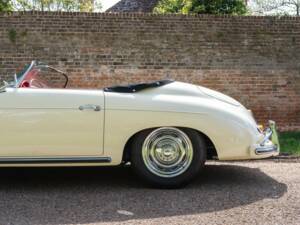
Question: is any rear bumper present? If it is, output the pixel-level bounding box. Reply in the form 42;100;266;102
255;144;278;155
251;120;280;158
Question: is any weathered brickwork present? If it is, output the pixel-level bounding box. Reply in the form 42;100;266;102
0;12;299;130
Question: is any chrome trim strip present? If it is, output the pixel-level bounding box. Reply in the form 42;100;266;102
0;157;111;164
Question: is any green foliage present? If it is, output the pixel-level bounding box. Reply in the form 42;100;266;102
154;0;247;15
7;28;28;43
279;132;300;156
0;0;12;12
12;0;102;12
8;28;17;43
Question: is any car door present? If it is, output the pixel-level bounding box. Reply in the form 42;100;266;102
0;87;104;157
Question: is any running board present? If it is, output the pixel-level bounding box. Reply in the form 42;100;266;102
0;157;111;164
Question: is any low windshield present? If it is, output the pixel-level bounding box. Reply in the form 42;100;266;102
16;63;32;82
16;61;68;89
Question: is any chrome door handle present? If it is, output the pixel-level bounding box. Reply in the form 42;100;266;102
79;104;101;111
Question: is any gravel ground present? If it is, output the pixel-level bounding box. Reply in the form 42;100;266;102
0;160;299;225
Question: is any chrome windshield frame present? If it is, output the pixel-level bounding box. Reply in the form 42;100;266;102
15;60;36;88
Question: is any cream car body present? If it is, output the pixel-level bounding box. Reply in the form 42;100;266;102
105;81;279;165
0;61;279;170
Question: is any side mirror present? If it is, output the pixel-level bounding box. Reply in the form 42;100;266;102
0;81;8;92
0;78;18;93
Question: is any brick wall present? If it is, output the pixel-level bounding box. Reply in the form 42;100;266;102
0;12;299;131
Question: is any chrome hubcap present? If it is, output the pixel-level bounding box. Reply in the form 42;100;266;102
142;127;193;178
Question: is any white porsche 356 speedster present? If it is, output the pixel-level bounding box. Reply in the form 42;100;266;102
0;61;279;187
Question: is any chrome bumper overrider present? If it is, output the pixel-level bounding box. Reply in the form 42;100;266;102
254;120;280;155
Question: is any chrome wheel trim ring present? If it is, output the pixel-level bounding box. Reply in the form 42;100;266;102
142;127;193;178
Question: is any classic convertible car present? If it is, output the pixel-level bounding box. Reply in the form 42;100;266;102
0;61;279;187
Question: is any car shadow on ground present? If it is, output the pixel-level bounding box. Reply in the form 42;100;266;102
0;163;287;224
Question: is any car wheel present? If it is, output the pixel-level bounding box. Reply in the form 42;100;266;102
131;127;206;188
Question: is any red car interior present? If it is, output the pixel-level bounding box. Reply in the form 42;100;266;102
19;69;50;88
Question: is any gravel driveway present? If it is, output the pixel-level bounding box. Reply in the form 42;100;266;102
0;160;299;225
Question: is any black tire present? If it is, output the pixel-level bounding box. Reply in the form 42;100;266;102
131;127;207;188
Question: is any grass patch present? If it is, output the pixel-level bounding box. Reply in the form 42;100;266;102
279;132;300;156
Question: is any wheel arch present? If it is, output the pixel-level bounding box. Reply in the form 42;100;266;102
122;126;219;163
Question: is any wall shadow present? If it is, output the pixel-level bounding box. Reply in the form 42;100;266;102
0;163;287;224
